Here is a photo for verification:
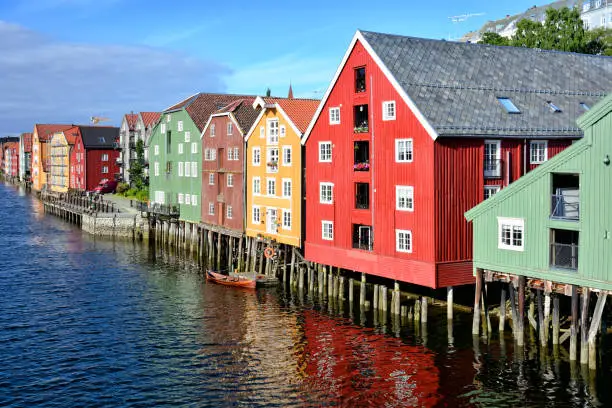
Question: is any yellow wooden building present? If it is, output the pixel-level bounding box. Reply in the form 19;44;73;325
245;96;319;247
48;131;72;193
31;124;72;191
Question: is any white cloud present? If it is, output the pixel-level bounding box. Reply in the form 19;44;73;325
0;21;230;134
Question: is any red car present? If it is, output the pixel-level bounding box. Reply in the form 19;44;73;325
93;179;118;194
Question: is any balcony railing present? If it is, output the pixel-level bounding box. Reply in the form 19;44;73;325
148;202;180;217
484;159;501;178
551;193;579;220
550;243;578;270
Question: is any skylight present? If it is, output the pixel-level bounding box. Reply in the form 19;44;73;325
547;101;562;113
580;102;590;111
497;97;521;114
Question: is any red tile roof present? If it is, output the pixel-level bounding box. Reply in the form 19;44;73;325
125;113;138;131
140;112;161;128
263;97;320;133
21;132;33;152
34;124;73;142
62;126;81;145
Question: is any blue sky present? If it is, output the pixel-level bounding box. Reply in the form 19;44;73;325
0;0;558;134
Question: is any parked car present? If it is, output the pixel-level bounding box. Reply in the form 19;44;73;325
93;179;118;194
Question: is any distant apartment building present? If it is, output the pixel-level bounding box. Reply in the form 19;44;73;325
118;112;160;184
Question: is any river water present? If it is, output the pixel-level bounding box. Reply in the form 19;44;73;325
0;181;611;407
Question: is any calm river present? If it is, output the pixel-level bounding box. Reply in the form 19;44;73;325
0;181;611;407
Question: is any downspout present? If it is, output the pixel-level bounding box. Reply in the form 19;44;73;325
523;138;527;176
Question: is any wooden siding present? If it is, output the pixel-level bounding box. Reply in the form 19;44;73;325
31;130;45;191
201;115;244;233
86;148;119;192
527;139;574;172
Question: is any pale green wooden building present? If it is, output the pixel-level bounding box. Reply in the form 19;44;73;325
465;94;612;291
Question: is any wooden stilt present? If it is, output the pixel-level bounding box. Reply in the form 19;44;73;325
517;276;526;347
298;266;305;290
570;285;579;361
228;236;234;272
373;284;379;310
509;282;518;333
537;289;546;347
414;297;421;323
237;235;244;272
381;286;388;312
207;231;214;267
499;285;506;333
394;282;401;316
473;268;483;336
349;278;354;303
359;273;366;307
552;294;560;345
421;297;427;323
544;290;551;347
447;286;454;321
258;242;264;276
216;233;222;271
290;248;296;283
580;287;590;365
339;276;345;301
588;291;608;370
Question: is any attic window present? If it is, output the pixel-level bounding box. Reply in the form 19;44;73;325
98;137;105;143
580;102;590;111
547;101;562;113
497;97;521;114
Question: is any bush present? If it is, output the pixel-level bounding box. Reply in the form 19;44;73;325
116;182;129;195
124;188;138;197
135;189;148;202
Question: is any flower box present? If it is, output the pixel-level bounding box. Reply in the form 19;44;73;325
353;162;370;171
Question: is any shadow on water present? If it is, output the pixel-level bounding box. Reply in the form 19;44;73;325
0;183;611;407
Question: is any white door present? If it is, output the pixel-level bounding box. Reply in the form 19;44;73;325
267;208;278;234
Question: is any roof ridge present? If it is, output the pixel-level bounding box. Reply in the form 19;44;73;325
401;81;607;96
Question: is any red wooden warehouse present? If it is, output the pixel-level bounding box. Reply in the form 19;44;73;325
301;30;612;288
68;126;120;191
200;99;259;235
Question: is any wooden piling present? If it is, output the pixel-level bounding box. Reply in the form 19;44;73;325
360;273;366;307
394;282;401;316
290;248;296;282
570;285;579;361
588;291;608;370
373;284;379;310
258;242;265;276
349;278;354;303
414;297;421;323
473;268;483;336
552;294;560;345
447;286;454;321
499;285;506;333
381;286;388;312
339;276;345;301
207;231;214;267
298;266;305;290
544;290;551;347
216;233;222;271
421;297;427;323
517;276;526;347
537;289;545;347
580;287;590;365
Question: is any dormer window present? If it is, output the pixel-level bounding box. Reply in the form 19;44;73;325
497;97;521;114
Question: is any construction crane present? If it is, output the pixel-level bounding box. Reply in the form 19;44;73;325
90;116;111;125
448;12;485;23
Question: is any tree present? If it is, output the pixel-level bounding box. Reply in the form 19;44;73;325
478;32;510;46
265;88;271;97
128;139;147;190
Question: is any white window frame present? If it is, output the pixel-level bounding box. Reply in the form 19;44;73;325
191;161;197;178
227;174;234;187
160;123;166;134
208;202;215;215
282;146;292;166
396;186;414;211
266;177;276;196
267;147;279;173
227;122;233;136
178;121;184;132
210;124;216;137
484;185;501;200
178;161;184;177
484;140;501;178
329;107;340;125
252;205;261;224
154;145;159;156
382;101;396;121
102;166;108;174
259;126;265;138
178;143;184;155
191;142;197;154
191;194;197;206
101;153;109;161
322;221;334;240
227;205;233;219
267;119;279;145
154;162;159;176
209;173;215;185
166;114;171;123
227;149;233;161
253;177;261;195
282;178;292;198
320;182;333;204
184;161;190;177
530;140;548;164
252;147;261;166
498;217;525;251
233;147;239;161
395;230;412;253
395;139;413;163
282;209;291;230
319;141;332;162
184;130;190;142
178;193;184;204
185;193;191;205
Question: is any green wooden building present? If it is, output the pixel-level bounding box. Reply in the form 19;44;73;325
148;93;251;224
465;94;612;291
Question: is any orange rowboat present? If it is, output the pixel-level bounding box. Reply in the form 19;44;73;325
206;270;256;289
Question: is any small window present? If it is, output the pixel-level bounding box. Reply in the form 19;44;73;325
160;124;166;134
267;178;276;196
580;102;590;111
252;206;261;223
396;186;414;211
282;210;291;230
166;114;171;123
396;230;412;253
98;137;106;143
233;148;239;160
498;217;524;251
322;221;334;240
154;162;159;176
260;126;265;138
547;101;562;113
178;143;184;155
253;177;261;195
267;147;279;172
282;146;292;166
395;139;413;162
191;142;197;154
227;174;234;187
282;179;292;198
102;166;109;174
329;107;340;125
178;121;184;132
319;142;332;162
184;161;190;177
252;148;261;165
210;124;216;137
227;122;233;136
209;173;215;185
101;154;109;161
191;194;197;206
185;131;191;142
382;101;396;121
355;67;366;92
320;182;333;204
484;185;500;200
208;202;215;215
178;161;184;177
185;193;191;204
267;119;279;144
530;140;548;164
497;97;521;114
191;161;197;177
280;125;286;138
228;149;233;161
227;206;233;219
154;145;159;156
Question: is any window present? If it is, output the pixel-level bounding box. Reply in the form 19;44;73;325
227;122;233;136
497;97;521;114
484;140;501;178
383;101;396;121
282;210;291;230
178;161;184;177
227;206;233;219
185;193;191;204
320;182;333;204
267;178;276;196
530;140;548;164
267;147;279;172
282;146;292;166
154;191;165;204
166;114;171;123
209;173;215;185
280;125;286;138
580;102;590;111
396;186;414;211
154;162;159;176
319;142;332;162
102;166;108;174
484;185;500;200
233;147;239;160
178;121;184;132
253;177;261;195
208;202;215;215
498;217;524;251
396;230;412;253
184;131;190;142
184;161;190;177
260;126;265;138
395;139;413;162
178;143;184;154
322;221;334;240
191;142;197;154
210;124;216;137
547;101;561;113
161;123;166;134
252;206;261;223
227;174;234;187
154;145;159;156
191;161;197;177
178;193;184;204
267;119;279;144
355;67;366;92
191;194;197;206
282;179;291;198
101;154;109;161
252;148;261;165
329;107;340;125
205;148;217;161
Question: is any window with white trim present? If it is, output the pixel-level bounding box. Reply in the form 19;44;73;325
267;119;279;144
154;162;159;176
280;125;286;138
233;147;239;161
101;154;109;161
191;142;197;154
396;230;412;253
205;148;217;161
209;173;215;185
322;221;333;240
185;193;191;205
252;148;261;165
396;186;414;211
282;179;291;198
178;121;184;132
329;107;340;125
210;124;216;137
102;166;108;174
227;206;233;219
484;140;501;178
227;122;233;136
178;193;184;204
253;177;261;195
252;206;261;223
227;149;233;161
191;194;197;206
178;161;184;177
178;143;184;155
208;202;215;215
267;147;279;172
267;178;276;196
282;146;292;166
484;185;500;200
166;114;171;123
530;140;548;164
180;161;187;177
191;161;197;177
160;123;166;134
395;139;413;162
154;145;159;156
260;126;265;138
227;174;234;187
498;217;524;251
383;101;396;121
282;210;291;230
319;142;332;162
184;131;190;142
320;182;333;204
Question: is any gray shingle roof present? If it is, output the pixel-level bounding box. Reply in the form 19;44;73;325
361;31;612;138
80;126;119;149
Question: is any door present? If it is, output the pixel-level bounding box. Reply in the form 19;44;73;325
267;208;278;234
358;226;372;250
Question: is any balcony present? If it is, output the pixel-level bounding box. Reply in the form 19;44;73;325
551;173;579;221
354;141;369;171
354;105;369;133
484;159;501;178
